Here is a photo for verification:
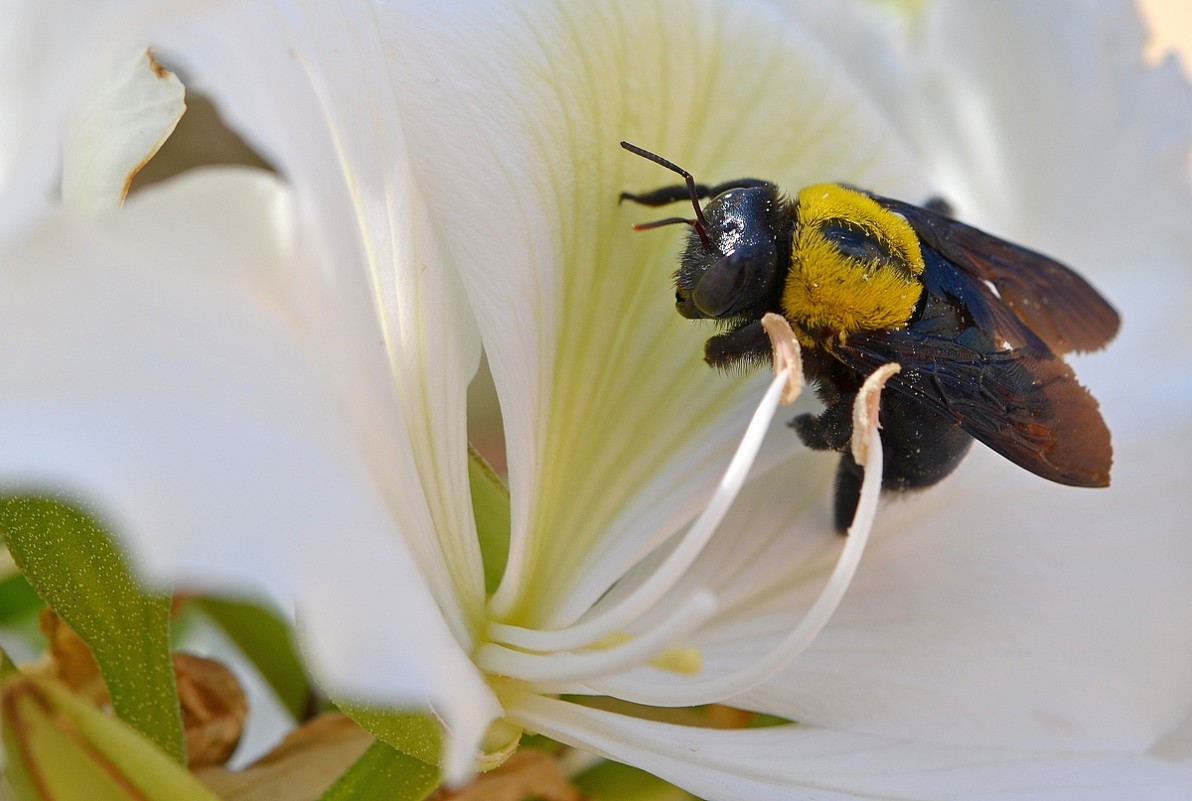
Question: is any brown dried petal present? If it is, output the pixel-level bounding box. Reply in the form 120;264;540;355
175;652;248;768
195;715;373;801
37;609;106;704
431;750;582;801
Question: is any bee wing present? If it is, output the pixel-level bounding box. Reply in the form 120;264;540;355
832;329;1112;487
871;195;1120;354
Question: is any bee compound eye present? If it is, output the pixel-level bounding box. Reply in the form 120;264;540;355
691;238;779;319
692;251;749;318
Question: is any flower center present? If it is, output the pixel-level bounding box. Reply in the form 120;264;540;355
474;322;889;708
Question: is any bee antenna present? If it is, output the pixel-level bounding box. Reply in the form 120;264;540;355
620;141;711;248
630;216;709;240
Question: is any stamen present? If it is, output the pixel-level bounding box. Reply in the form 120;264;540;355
761;313;803;406
581;364;897;707
853;363;899;466
487;364;800;654
648;643;703;675
475;590;716;684
587;633;700;674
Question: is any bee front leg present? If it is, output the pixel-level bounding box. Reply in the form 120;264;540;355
703;320;773;370
621;178;771;207
790;394;853;452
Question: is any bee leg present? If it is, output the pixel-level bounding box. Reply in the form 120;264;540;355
923;196;954;217
703;320;773;370
833;451;865;533
790;393;864;533
790;396;853;452
620;179;771;207
621;184;712;206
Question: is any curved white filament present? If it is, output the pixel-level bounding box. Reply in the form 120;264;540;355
579;367;892;706
486;370;793;653
476;590;717;684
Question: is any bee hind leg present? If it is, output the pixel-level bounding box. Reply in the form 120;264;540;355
832;452;865;533
790;395;853;452
791;396;860;533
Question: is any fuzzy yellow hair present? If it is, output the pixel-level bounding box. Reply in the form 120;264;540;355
782;184;925;348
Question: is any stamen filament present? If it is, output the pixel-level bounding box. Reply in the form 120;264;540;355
580;365;894;706
475;590;717;684
486;368;795;654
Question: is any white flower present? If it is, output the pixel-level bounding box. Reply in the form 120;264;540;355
2;0;1191;798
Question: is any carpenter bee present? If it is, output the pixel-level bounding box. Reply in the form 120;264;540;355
620;141;1118;531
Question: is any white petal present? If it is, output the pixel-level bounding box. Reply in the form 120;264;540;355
736;389;1192;752
771;0;917;114
1157;707;1192;761
789;1;1192;279
557;259;1192;750
0;169;500;779
61;46;185;213
894;0;1192;271
706;279;1192;750
4;0;488;629
576;367;889;706
0;0;185;239
381;0;929;626
735;79;1192;748
509;694;1192;801
647;0;1192;755
483;371;796;657
133;0;490;633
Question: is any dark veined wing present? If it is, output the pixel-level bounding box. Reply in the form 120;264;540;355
830;328;1112;487
870;194;1120;354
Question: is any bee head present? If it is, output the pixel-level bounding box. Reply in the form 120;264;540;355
619;142;788;324
674;185;784;321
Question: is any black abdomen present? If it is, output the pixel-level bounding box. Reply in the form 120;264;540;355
829;389;972;531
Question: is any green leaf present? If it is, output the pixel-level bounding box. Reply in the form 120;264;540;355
319;740;440;801
468;445;510;596
338;701;520;775
194;596;311;720
0;494;185;763
0;569;44;625
2;675;220;801
338;706;442;766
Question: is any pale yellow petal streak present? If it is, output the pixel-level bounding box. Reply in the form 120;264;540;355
458;0;924;625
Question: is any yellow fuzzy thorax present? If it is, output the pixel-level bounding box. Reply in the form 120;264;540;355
782;184;925;348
